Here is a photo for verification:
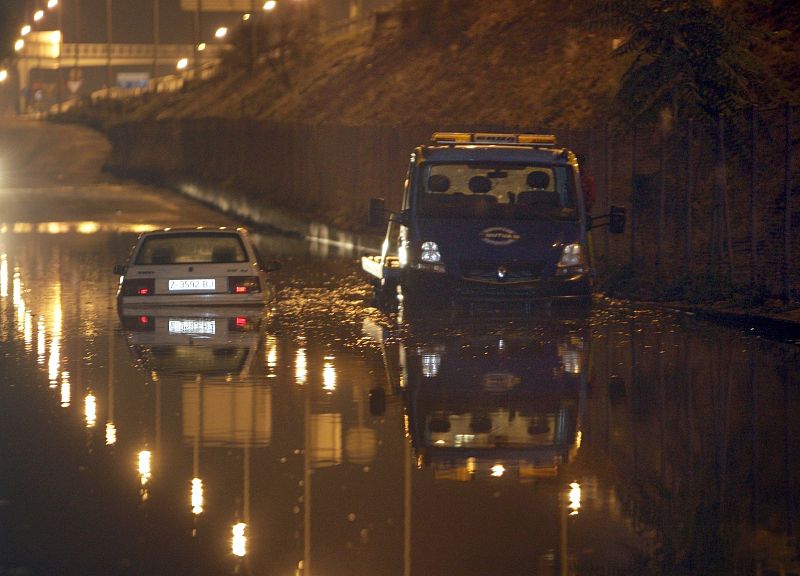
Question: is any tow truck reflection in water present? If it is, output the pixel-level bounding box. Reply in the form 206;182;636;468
365;311;588;481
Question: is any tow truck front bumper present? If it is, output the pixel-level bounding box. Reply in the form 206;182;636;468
403;269;592;303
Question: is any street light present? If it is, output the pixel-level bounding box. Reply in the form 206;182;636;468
21;25;31;36
214;26;228;39
34;9;44;21
47;0;59;8
14;39;25;52
176;58;189;70
263;0;276;10
0;70;8;83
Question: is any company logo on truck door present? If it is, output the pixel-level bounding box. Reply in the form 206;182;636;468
479;227;521;246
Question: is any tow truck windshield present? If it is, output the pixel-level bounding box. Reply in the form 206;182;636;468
418;162;579;221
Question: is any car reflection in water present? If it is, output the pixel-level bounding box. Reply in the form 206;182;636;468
120;306;266;379
367;309;588;482
118;304;271;565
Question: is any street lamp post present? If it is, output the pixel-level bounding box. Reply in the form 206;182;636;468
250;0;256;71
193;0;204;75
106;0;112;97
153;0;159;82
56;0;63;113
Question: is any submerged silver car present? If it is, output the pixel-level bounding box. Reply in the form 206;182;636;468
113;227;280;307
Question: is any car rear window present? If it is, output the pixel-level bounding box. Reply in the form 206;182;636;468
135;233;248;265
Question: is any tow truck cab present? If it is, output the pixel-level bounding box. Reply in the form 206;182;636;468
362;132;625;305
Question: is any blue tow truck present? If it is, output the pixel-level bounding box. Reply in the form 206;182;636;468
362;132;625;307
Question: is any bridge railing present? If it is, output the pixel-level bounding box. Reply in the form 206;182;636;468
19;42;224;62
89;60;221;102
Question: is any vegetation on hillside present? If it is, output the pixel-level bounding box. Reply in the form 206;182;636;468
92;0;799;130
586;0;779;123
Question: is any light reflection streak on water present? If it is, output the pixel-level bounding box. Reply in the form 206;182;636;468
266;334;277;372
60;371;70;407
231;522;247;557
295;347;307;385
138;450;152;500
48;282;63;385
0;253;7;297
49;337;61;385
12;270;23;333
322;355;336;392
37;316;46;365
76;221;100;234
105;422;117;445
84;392;97;427
0;254;6;342
568;482;581;516
191;478;204;515
0;221;158;235
23;307;32;349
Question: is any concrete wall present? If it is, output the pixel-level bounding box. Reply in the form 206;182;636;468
104;119;435;238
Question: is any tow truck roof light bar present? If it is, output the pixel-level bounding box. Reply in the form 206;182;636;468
431;132;557;146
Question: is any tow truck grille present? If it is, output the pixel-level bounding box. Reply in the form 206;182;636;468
460;260;545;283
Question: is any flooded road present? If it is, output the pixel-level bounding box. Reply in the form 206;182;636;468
1;120;799;575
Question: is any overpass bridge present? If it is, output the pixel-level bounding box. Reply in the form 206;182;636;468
14;32;224;110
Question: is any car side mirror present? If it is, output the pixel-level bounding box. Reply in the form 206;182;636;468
113;264;126;276
368;197;386;227
609;205;626;234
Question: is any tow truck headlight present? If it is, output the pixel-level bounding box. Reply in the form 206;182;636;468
420;241;441;263
556;243;587;276
417;241;446;272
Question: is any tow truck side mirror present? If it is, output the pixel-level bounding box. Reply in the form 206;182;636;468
368;197;386;227
609;205;626;234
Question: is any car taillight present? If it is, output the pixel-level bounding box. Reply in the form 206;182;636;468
122;278;155;296
120;315;155;332
228;276;261;294
228;316;250;332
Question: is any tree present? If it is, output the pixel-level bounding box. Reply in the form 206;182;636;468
586;0;776;123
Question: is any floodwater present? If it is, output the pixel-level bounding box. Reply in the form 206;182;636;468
1;119;799;575
1;224;798;576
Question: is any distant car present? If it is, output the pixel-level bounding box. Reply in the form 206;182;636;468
113;227;280;307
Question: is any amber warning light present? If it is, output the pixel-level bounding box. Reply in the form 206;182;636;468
431;132;557;146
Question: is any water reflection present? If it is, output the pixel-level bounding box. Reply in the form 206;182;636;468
118;305;272;568
120;306;266;379
388;314;588;482
2;219;799;575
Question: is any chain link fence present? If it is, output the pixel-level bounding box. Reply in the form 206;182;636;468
569;104;799;304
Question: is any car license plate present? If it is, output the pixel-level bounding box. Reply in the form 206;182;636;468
169;319;216;335
168;278;216;291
